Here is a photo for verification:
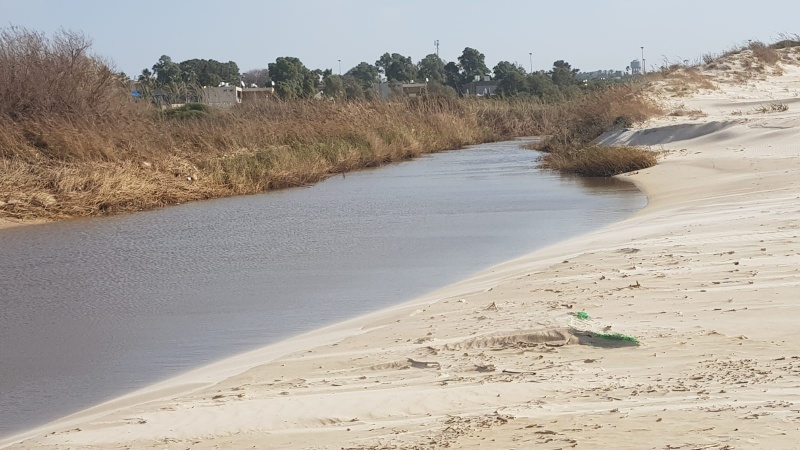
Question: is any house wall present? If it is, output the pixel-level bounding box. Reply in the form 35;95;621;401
203;87;242;107
463;82;498;96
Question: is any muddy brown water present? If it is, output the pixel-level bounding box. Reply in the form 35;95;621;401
0;140;646;437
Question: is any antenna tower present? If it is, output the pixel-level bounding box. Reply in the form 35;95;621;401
434;40;440;57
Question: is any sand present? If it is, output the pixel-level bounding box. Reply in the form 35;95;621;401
0;219;44;230
4;50;800;449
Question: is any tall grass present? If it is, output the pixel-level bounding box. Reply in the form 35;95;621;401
534;85;661;177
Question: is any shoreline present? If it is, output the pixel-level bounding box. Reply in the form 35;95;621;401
0;218;47;230
5;62;800;448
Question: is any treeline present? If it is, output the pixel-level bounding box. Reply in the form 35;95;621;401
134;46;624;103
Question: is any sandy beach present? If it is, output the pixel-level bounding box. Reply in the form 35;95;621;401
4;50;800;449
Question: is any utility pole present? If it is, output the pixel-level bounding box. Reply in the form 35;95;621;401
434;40;440;57
338;59;341;75
529;52;533;73
641;46;645;74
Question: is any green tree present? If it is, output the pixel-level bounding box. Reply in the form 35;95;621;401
346;62;380;88
322;74;345;98
444;61;463;92
242;68;271;87
417;54;445;84
342;75;366;100
550;60;579;87
527;72;563;102
493;61;527;96
426;81;457;99
179;59;240;86
152;55;181;84
268;57;316;99
375;52;417;82
458;47;489;81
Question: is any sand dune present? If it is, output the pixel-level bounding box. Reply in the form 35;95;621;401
4;49;800;449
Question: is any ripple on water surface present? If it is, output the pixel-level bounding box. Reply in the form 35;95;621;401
0;140;646;437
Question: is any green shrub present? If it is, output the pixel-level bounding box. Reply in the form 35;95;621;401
164;103;212;120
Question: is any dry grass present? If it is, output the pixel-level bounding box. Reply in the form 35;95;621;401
537;84;661;153
1;99;556;220
539;145;658;177
749;41;781;65
531;85;661;177
656;67;717;96
750;102;789;114
668;105;707;118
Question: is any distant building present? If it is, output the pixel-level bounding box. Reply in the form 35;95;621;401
202;86;242;107
401;83;427;98
463;75;498;96
242;87;276;101
372;82;428;100
630;59;642;75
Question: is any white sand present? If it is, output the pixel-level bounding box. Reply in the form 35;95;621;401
4;49;800;449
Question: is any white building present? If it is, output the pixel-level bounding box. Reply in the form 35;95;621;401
202;86;242;107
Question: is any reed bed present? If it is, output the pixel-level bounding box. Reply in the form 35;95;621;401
1;99;557;220
534;85;661;177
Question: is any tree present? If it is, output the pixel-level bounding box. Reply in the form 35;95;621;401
375;52;417;82
527;72;562;102
444;61;463;92
178;59;240;86
346;62;380;88
417;54;445;84
426;81;457;99
268;56;316;99
342;75;366;100
550;60;579;87
493;61;527;97
242;68;271;87
322;74;344;99
152;55;181;84
458;47;489;81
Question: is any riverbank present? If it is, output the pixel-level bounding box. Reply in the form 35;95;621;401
5;51;800;449
0;89;655;223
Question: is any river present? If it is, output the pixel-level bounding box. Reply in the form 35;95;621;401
0;140;646;437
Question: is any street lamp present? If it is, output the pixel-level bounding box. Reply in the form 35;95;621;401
529;52;533;73
641;46;645;74
338;59;341;75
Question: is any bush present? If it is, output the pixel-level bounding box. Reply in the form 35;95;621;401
539;145;658;177
163;103;211;120
538;85;659;152
749;41;780;65
0;26;126;120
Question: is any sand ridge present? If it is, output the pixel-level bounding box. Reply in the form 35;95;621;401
5;51;800;449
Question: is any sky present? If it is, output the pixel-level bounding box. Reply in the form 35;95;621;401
2;0;800;77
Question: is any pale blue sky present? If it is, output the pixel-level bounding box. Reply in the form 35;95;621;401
2;0;799;76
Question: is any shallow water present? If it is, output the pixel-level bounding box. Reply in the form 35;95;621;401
0;140;646;437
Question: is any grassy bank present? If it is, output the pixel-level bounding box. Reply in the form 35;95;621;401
0;28;659;222
534;85;662;176
1;98;556;220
